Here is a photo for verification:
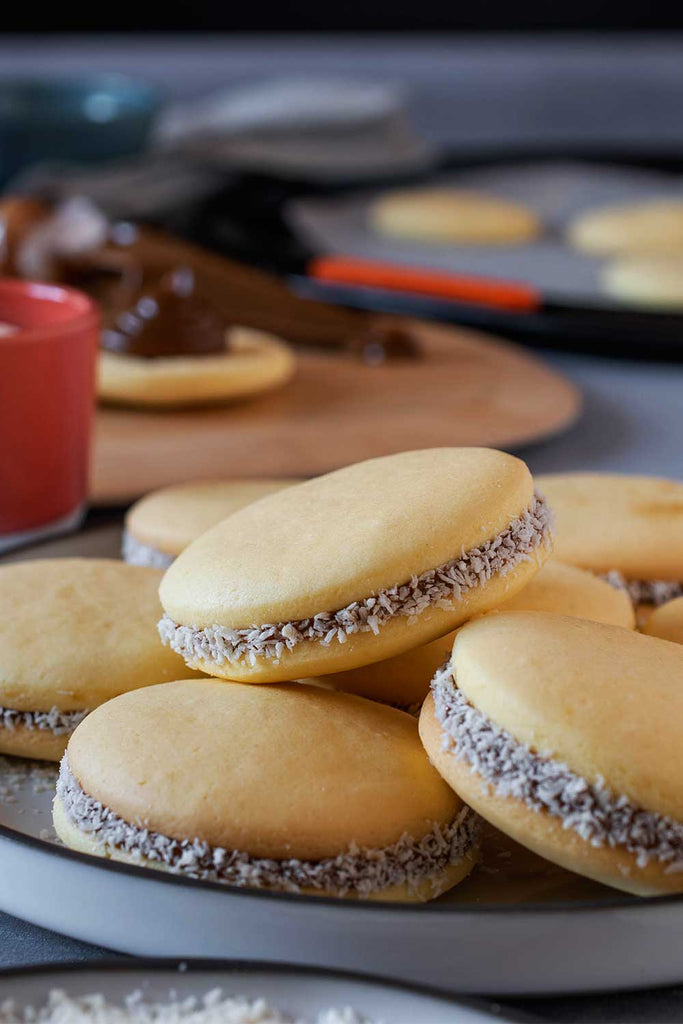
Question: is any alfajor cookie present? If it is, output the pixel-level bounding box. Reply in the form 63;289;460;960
54;679;479;902
0;559;201;761
538;472;683;606
123;478;302;569
568;199;683;255
328;560;634;709
641;595;683;645
159;448;553;683
369;188;541;245
421;611;683;896
602;254;683;310
99;326;295;408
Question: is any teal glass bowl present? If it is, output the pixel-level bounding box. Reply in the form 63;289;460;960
0;74;162;186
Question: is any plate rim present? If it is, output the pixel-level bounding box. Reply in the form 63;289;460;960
0;956;534;1021
0;813;677;918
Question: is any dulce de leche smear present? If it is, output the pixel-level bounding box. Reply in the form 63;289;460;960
101;266;230;359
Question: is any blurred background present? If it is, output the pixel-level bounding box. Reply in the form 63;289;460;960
2;11;683;508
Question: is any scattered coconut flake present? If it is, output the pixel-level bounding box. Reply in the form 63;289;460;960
431;663;683;871
58;758;478;898
159;493;552;667
0;987;380;1023
0;755;59;805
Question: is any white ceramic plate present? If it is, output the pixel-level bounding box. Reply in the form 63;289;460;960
2;527;683;997
0;961;521;1022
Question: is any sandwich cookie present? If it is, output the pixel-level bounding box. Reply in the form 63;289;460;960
54;680;479;901
641;596;683;646
0;559;201;761
602;254;683;310
327;560;634;709
99;267;295;408
568;199;683;255
159;448;553;683
369;188;541;245
421;612;683;895
538;472;683;606
123;478;302;569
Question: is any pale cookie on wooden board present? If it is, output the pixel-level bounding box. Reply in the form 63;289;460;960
99;327;295;408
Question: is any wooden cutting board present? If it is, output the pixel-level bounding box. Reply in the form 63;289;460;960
92;317;580;504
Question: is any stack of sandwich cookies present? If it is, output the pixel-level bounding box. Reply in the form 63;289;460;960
54;680;479;901
420;612;683;895
0;559;202;761
159;448;553;683
123;478;301;568
539;472;683;607
327;560;634;709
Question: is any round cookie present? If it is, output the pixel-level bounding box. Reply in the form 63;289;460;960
124;478;302;568
98;327;295;408
369;189;541;245
420;611;683;896
602;254;683;310
568;199;683;255
641;596;683;645
538;472;683;606
327;560;634;709
159;448;553;683
54;679;479;902
0;559;202;761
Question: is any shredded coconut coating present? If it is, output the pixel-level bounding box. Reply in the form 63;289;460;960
122;530;175;569
58;759;479;897
431;663;683;872
603;570;683;607
0;988;375;1023
159;492;552;667
0;705;88;737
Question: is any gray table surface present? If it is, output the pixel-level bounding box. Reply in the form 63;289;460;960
2;31;683;1022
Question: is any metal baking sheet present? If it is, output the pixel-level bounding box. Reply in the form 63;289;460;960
288;161;683;306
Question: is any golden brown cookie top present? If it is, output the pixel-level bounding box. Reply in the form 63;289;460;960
67;679;461;859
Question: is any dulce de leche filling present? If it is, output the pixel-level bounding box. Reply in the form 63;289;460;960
57;758;479;897
1;706;88;737
158;492;553;667
431;663;683;872
101;266;230;360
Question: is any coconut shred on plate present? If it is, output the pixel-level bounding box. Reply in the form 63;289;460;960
0;989;379;1024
